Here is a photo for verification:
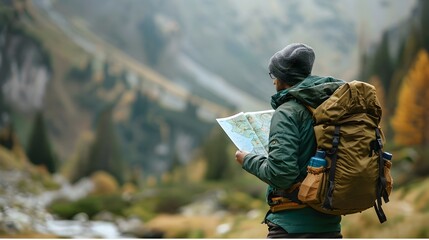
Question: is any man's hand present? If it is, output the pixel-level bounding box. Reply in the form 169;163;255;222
235;150;249;166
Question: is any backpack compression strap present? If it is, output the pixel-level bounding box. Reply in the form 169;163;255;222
373;128;388;223
323;125;340;210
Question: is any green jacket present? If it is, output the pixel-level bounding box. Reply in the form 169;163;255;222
243;75;345;233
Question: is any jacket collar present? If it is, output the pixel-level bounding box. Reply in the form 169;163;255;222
270;86;295;109
270;75;346;110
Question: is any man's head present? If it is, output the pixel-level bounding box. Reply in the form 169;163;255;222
268;43;315;87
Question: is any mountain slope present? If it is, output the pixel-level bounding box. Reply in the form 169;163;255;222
45;0;416;111
1;1;231;175
1;0;419;176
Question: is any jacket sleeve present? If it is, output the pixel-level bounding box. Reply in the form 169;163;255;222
242;106;301;190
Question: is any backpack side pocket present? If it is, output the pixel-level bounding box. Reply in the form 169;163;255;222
384;160;393;196
298;166;326;204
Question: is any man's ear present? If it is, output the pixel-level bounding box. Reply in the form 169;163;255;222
277;79;291;90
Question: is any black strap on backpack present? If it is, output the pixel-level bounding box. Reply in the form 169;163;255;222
270;183;303;205
322;125;340;210
373;128;388;223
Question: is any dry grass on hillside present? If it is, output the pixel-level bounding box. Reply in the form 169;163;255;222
342;178;429;238
146;211;268;238
146;214;223;238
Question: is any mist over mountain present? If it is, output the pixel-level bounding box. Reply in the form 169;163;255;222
0;0;419;176
46;0;416;111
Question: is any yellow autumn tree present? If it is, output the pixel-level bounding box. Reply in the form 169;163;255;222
391;50;429;146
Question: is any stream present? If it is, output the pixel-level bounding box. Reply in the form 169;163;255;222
0;170;131;238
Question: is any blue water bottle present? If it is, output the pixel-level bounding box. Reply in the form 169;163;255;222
309;150;327;168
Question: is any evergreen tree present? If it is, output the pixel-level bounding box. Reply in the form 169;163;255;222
421;0;429;51
371;33;394;92
386;25;422;117
0;122;15;150
102;60;116;90
203;128;234;181
85;106;125;184
138;15;167;66
131;90;150;119
26;111;57;173
83;57;94;79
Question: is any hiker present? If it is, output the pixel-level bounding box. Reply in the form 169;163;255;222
234;43;345;238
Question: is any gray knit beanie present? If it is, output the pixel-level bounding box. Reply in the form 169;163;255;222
268;43;315;86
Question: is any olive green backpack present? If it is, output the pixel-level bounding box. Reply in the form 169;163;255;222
297;80;393;223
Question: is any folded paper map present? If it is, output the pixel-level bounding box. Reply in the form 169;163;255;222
216;109;274;155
